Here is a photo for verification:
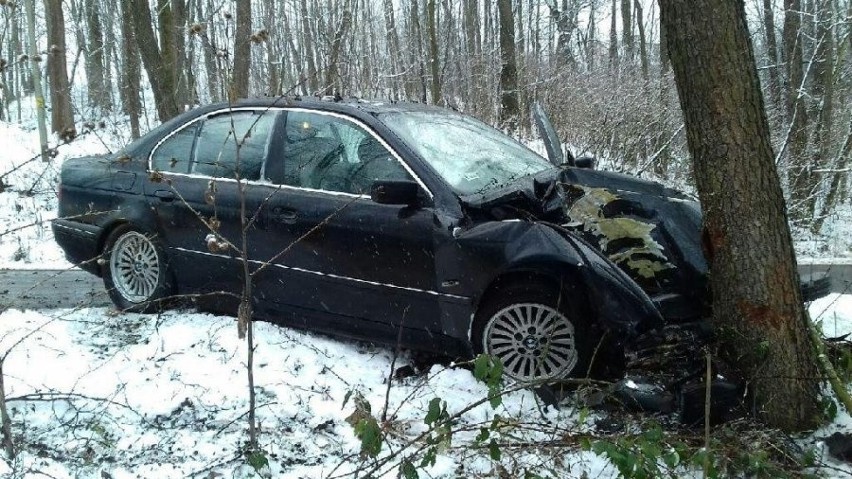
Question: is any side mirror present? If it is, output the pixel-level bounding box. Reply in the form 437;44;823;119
370;180;420;205
575;155;596;169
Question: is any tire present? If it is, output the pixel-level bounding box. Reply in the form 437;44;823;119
102;224;174;313
472;280;594;383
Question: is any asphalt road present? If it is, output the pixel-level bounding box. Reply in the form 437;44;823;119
0;263;850;310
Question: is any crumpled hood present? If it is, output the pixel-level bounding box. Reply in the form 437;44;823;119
462;167;710;320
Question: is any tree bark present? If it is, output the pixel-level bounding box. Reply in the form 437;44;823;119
324;9;351;96
634;0;648;80
231;0;251;100
608;0;618;68
659;0;821;432
620;0;633;61
119;0;141;138
127;0;179;121
85;0;111;112
426;0;441;104
497;0;518;130
300;0;319;94
762;0;781;108
45;0;75;137
783;0;811;220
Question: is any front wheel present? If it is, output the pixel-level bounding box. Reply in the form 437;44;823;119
472;281;594;383
102;225;174;313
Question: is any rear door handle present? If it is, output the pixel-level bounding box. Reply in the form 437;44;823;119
154;190;176;202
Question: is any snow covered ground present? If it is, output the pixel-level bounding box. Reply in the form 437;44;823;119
0;297;849;478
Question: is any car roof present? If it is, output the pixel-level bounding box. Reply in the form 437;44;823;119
226;96;455;116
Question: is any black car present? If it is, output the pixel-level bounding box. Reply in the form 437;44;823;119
52;98;737;384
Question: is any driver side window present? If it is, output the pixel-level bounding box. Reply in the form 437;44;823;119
272;111;413;194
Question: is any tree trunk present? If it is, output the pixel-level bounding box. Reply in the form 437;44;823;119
806;0;834;231
410;0;427;102
426;0;441;104
324;9;351;95
127;0;179;121
497;0;518;130
464;0;483;110
300;0;319;94
620;0;633;61
634;0;648;80
45;0;75;137
763;0;781;108
85;0;111;112
608;0;618;68
230;0;251;100
783;0;811;221
659;0;820;432
120;0;141;138
382;0;404;100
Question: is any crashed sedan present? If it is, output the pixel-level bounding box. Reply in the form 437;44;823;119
52;98;816;389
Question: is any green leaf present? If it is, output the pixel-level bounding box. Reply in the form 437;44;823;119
353;417;382;457
342;390;353;409
475;427;490;442
473;354;490;381
488;385;502;408
425;398;443;425
420;447;437;468
400;459;419;479
246;450;268;473
662;450;680;468
488;439;501;461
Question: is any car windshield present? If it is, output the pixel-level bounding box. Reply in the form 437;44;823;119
380;111;553;195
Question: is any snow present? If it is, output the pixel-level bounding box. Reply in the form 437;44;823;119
0;307;617;478
0;119;130;269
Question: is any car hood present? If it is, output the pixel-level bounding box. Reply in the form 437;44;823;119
461;167;710;320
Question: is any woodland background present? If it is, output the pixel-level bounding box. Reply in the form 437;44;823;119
0;0;850;240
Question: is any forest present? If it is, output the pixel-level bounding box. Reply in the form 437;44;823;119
1;0;852;477
0;0;849;236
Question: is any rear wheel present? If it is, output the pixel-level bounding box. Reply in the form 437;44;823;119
102;225;173;313
472;281;594;383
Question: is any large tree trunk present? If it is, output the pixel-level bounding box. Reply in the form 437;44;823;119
45;0;75;137
659;0;820;432
496;0;518;130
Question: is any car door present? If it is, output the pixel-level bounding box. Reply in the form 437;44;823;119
146;108;278;295
251;109;442;340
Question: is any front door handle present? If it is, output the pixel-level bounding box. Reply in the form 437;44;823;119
271;206;297;224
153;189;175;202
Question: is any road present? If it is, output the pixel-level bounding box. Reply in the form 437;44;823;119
0;263;850;310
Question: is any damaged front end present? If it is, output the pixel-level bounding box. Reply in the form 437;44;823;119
461;168;738;423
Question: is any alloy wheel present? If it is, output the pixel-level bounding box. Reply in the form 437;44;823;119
482;302;578;382
109;231;161;304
